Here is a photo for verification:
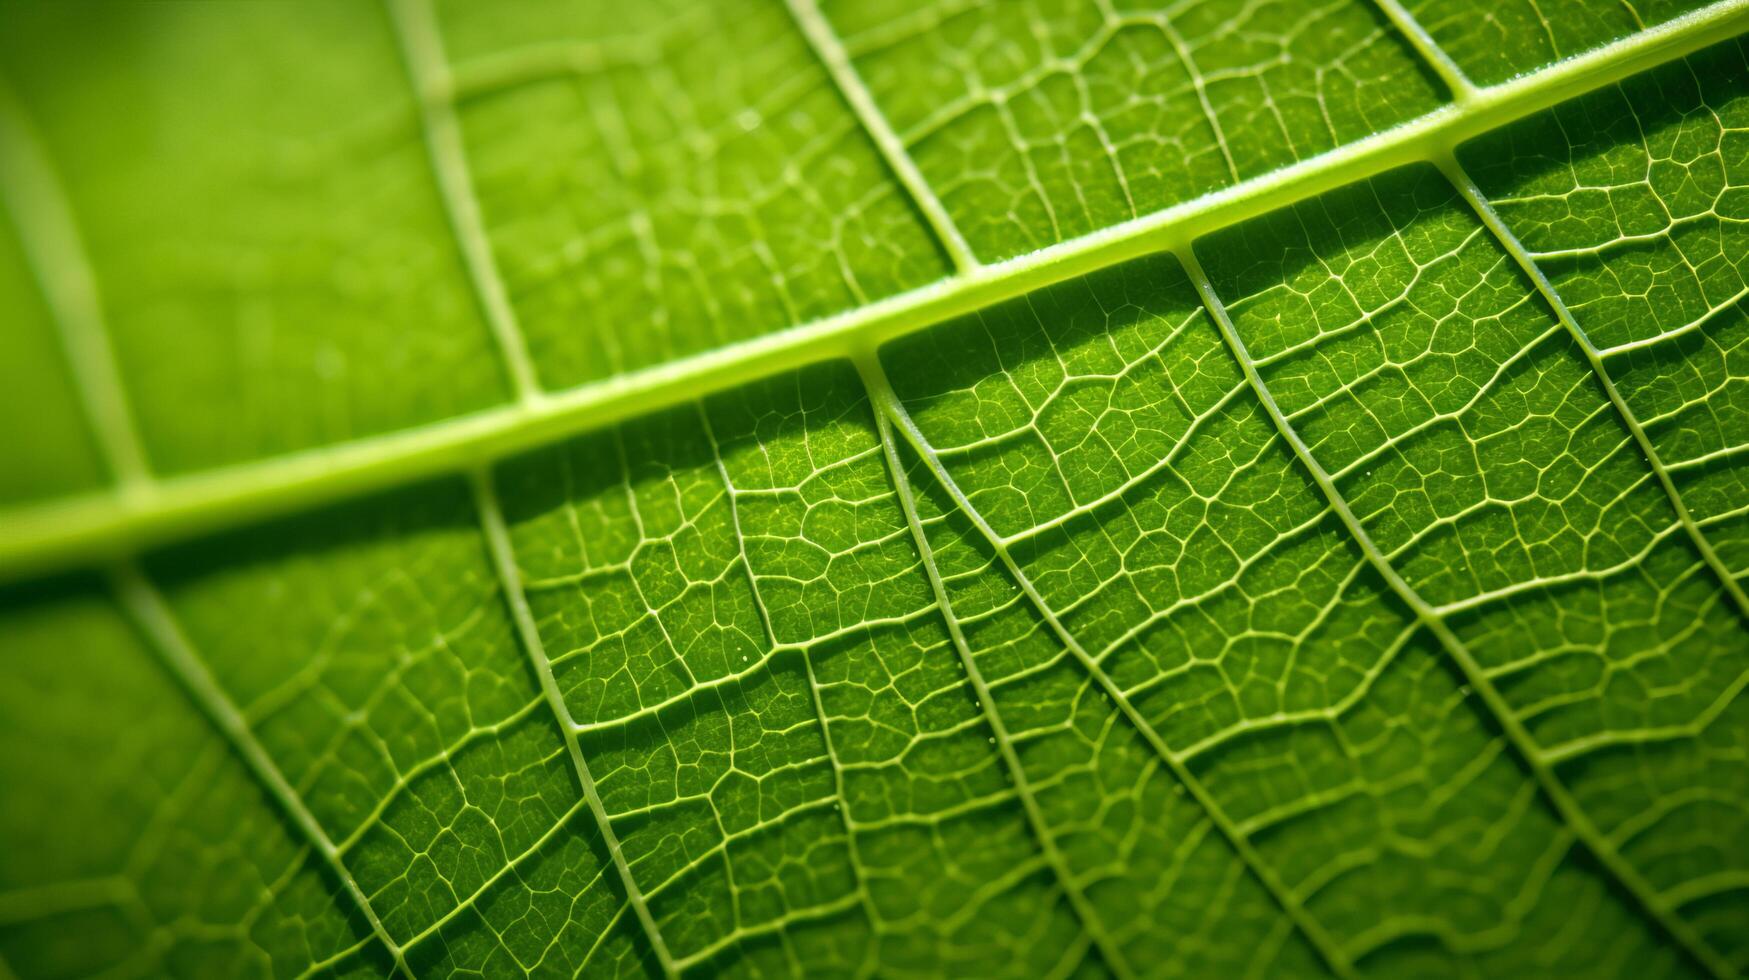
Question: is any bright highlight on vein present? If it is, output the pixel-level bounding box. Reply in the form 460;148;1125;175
1;1;1747;978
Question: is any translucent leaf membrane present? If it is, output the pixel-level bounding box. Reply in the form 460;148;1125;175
2;6;1749;980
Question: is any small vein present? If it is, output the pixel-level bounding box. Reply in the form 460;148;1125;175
782;0;981;272
110;563;412;978
469;469;679;978
396;798;590;953
1150;14;1242;185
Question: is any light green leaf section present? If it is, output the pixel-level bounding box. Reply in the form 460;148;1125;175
1403;0;1715;85
0;204;101;505
0;578;390;978
2;2;1749;979
820;0;1448;260
0;2;511;474
429;0;952;387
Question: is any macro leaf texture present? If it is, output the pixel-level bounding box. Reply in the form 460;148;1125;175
2;0;1749;977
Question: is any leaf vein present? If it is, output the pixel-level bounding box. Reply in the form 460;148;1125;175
3;0;1745;583
1179;244;1737;980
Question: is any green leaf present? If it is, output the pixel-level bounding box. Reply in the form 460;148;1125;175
1;1;1747;977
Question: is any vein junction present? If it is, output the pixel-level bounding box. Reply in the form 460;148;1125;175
1;2;1748;978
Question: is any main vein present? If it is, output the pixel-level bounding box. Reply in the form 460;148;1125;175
469;469;679;978
2;0;1746;584
111;564;413;978
856;354;1359;980
1179;246;1736;980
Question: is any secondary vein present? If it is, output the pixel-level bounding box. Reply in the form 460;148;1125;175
856;351;1359;980
862;361;1139;980
111;564;414;978
1180;245;1737;980
0;76;151;496
386;0;544;405
469;469;680;978
1435;152;1749;625
1370;0;1480;103
783;0;980;273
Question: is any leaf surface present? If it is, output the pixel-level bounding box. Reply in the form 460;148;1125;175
1;1;1747;977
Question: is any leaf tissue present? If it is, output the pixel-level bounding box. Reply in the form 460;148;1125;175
1;0;1747;976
